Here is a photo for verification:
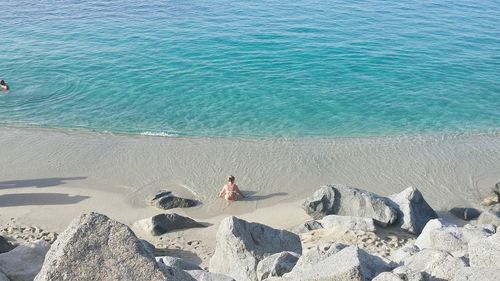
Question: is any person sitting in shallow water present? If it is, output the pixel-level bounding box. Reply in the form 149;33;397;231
218;175;245;201
0;80;9;92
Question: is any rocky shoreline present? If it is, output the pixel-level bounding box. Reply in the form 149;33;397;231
0;183;499;281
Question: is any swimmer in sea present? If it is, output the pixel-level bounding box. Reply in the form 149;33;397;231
218;175;245;201
0;80;9;92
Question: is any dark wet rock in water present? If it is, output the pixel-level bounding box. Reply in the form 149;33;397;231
449;207;482;221
303;184;398;227
148;190;198;210
0;236;16;254
136;213;207;236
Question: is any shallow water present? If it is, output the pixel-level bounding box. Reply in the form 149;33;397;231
1;0;499;137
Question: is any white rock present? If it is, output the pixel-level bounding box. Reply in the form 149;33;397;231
414;218;454;250
468;231;500;267
390;245;419;264
256;252;299;281
209;216;301;281
283;246;391;281
475;211;500;227
0;240;49;281
372;272;404;281
452;267;500;281
429;224;494;257
292;242;348;271
402;249;467;281
156;256;202;271
186;270;235;281
319;215;376;232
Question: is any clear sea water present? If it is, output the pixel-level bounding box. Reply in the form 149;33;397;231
1;0;499;138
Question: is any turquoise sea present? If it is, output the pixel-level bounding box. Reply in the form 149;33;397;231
1;0;499;137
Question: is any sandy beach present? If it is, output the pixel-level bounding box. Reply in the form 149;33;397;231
1;126;500;268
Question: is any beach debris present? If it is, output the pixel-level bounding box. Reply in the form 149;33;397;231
148;190;198;210
468;230;500;267
0;240;50;281
135;213;207;236
400;249;467;281
283;245;391;281
34;212;185;281
449;207;482;221
0;236;16;253
209;216;301;281
186;270;235;281
387;187;438;235
256;251;300;281
156;256;202;271
303;185;398;227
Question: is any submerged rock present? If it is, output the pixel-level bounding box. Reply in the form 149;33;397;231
303;185;398;226
256;251;300;281
148;190;198;210
284;246;391;281
387;187;438;235
0;240;49;281
450;207;482;221
209;216;301;281
34;212;185;281
136;213;207;236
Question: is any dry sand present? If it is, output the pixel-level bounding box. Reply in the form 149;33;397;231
1;126;499;267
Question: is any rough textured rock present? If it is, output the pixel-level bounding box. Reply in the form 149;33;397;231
319;215;376;232
428;224;494;257
292;242;348;270
156;256;202;271
256;252;299;281
0;271;9;281
186;270;235;281
141;239;156;254
475;211;500;227
294;220;323;233
303;185;398;226
391;266;425;281
390;245;420;264
372;272;404;281
209;216;301;281
136;213;207;236
468;231;500;267
283;246;391;281
0;236;16;254
450;207;482;221
0;240;49;281
402;249;467;281
452;267;500;281
34;212;185;281
414;218;454;250
148;190;198;210
481;194;499;206
387;187;438;234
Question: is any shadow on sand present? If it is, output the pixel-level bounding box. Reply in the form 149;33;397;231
0;177;87;189
240;191;288;202
0;193;90;207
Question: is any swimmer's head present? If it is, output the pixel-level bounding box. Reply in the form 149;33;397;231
0;80;5;85
227;175;235;183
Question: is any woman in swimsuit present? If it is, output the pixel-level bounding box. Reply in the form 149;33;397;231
0;80;9;92
218;175;244;201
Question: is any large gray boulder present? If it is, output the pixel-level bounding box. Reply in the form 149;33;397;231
402;249;467;281
256;252;300;281
414;218;454;250
0;240;49;281
0;271;8;281
428;224;494;257
186;270;235;281
303;185;398;226
34;212;188;281
387;187;438;234
452;267;500;281
391;266;425;281
0;236;16;254
148;190;198;210
292;242;348;271
283;246;391;281
390;245;420;264
468;231;500;267
136;213;207;236
209;216;301;281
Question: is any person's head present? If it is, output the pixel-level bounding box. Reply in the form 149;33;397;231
0;80;5;86
227;175;235;183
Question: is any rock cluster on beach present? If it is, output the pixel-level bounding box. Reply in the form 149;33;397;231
0;182;499;280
